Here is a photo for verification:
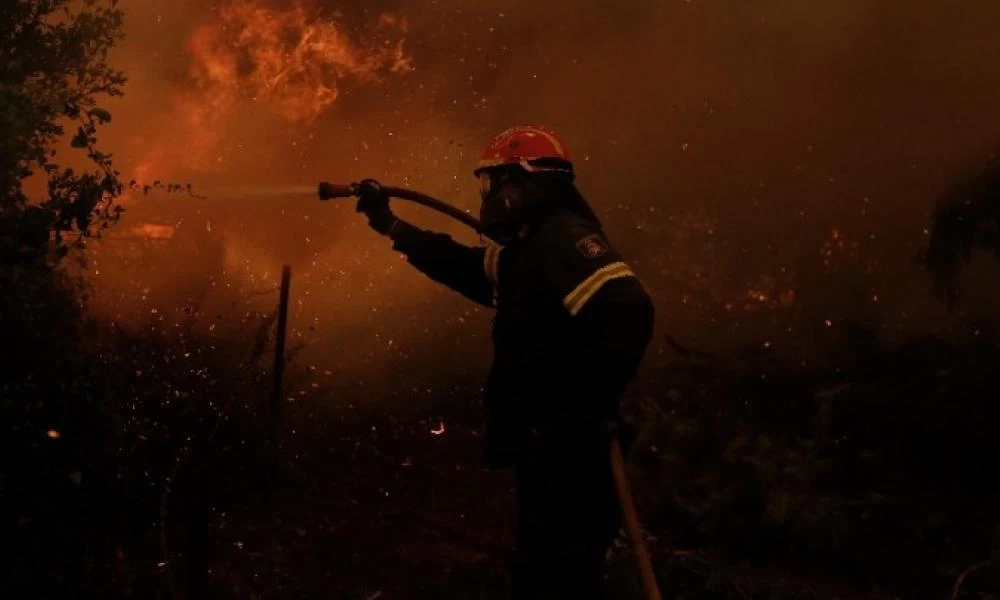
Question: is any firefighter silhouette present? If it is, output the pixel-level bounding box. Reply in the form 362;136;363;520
357;126;655;599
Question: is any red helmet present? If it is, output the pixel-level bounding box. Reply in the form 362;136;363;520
474;125;573;176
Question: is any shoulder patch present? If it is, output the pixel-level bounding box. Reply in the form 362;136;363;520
575;233;609;259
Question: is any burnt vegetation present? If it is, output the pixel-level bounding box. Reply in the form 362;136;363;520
923;152;1000;309
3;1;1000;599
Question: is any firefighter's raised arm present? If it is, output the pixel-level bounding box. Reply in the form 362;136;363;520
355;179;496;308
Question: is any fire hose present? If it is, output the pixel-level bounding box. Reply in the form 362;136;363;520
318;182;482;232
318;181;664;600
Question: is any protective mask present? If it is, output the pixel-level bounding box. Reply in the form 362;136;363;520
479;179;527;245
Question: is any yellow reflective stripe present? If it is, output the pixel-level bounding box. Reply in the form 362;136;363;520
484;244;503;307
483;243;502;285
483;245;493;283
563;261;630;308
563;262;635;316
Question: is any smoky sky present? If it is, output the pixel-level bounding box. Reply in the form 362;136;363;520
86;0;1000;386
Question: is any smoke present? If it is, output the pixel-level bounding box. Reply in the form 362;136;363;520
87;0;1000;386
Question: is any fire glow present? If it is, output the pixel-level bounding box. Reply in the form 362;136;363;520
188;3;411;123
133;0;411;182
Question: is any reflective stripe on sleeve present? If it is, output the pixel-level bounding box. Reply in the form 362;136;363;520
484;243;503;285
563;261;635;316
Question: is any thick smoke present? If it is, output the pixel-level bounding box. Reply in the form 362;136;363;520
89;0;1000;389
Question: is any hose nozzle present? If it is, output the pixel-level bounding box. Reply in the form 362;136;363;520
317;180;483;233
318;182;357;200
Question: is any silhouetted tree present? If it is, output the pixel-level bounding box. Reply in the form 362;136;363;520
923;152;1000;308
1;0;129;269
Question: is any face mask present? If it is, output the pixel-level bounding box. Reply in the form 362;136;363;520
479;186;520;244
479;171;530;244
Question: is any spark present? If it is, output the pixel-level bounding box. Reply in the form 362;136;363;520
430;422;446;435
46;429;61;439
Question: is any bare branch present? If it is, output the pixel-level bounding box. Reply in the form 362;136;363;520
951;560;992;600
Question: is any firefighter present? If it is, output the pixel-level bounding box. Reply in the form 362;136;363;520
356;126;655;599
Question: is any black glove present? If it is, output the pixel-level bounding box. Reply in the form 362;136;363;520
355;179;397;235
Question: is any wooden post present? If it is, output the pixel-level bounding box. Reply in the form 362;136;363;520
610;435;664;600
186;472;209;600
270;265;291;443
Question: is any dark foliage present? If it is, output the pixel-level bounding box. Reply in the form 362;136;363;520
923;152;1000;308
626;325;1000;598
1;2;225;597
4;310;278;597
1;0;127;265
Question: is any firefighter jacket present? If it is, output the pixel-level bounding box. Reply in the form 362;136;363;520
387;209;655;467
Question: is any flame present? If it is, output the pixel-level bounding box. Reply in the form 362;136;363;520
131;224;176;240
132;0;411;181
189;1;410;123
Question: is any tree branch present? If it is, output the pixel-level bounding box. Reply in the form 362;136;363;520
951;560;992;600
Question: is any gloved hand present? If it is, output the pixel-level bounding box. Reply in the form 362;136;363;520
355;179;396;235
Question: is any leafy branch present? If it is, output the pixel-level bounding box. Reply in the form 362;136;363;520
1;0;200;265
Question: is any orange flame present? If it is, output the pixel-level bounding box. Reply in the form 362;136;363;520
132;0;411;182
189;1;410;123
131;224;176;240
